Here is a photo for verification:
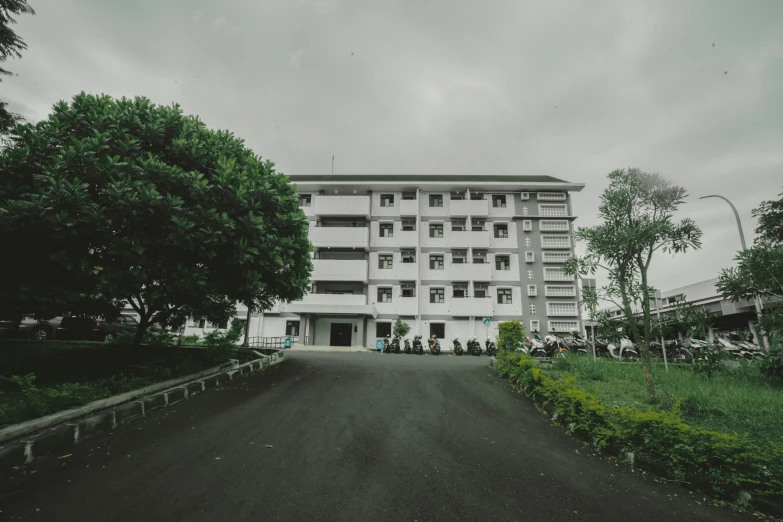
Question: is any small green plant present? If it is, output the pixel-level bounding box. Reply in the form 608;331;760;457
180;334;203;346
393;318;411;338
497;321;525;352
691;348;730;378
761;333;783;380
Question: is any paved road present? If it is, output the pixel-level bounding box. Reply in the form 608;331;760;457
0;352;755;521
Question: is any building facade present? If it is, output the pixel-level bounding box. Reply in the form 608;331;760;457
243;174;584;348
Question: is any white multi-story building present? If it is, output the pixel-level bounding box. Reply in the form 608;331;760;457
245;174;585;348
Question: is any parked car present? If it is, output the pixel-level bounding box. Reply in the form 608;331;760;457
56;315;140;342
0;316;63;340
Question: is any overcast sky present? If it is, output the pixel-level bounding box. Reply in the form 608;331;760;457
4;0;782;293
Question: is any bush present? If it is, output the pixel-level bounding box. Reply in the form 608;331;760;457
493;352;783;499
691;348;731;378
393;318;411;338
497;321;525;352
761;333;783;380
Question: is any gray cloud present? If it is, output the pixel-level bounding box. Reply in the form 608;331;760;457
4;0;783;293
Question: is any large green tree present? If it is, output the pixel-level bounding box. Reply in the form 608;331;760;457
717;185;783;339
566;168;702;400
0;0;35;136
0;93;313;349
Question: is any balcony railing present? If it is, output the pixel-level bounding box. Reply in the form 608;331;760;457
312;259;368;282
449;198;489;217
309;226;369;249
313;195;370;216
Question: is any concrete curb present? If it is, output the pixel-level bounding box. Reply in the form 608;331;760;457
0;349;286;471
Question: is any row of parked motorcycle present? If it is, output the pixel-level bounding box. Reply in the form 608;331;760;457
519;330;767;362
382;334;498;357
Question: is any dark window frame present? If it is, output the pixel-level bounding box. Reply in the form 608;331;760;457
430;287;445;303
379;223;394;237
429;254;444;270
430;323;445;339
492;195;507;208
497;288;513;304
376;322;392;337
377;287;393;303
378;254;394;269
494;223;509;238
380;194;395;207
429;223;444;238
429;194;444;208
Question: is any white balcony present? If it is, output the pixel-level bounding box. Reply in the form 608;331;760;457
313;195;370;216
369;256;418;281
399;199;419;216
309;226;369;249
421;230;450;248
312;259;368;282
449;199;489;217
450;230;490;248
451;297;493;317
296;293;367;306
449;261;491;281
375;296;418;316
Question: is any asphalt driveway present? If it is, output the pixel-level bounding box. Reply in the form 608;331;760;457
0;352;756;521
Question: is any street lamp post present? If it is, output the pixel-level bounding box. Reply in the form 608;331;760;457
699;195;768;349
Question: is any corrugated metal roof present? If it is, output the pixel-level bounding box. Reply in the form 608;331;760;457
287;174;571;184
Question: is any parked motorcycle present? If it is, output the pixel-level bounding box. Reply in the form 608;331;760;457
485;338;497;357
391;334;401;354
468;336;482;356
453;337;464;356
543;335;570;358
606;336;639;359
404;338;412;354
412;335;424;355
383;334;391;353
525;335;547;357
429;335;441;355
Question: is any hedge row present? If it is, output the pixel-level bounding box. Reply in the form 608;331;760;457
494;352;783;500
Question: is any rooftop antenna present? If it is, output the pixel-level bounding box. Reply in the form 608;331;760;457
331;155;334;175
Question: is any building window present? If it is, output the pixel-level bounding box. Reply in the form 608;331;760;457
401;282;416;297
380;194;395;207
525;251;535;263
527;285;537;297
377;287;393;303
493;224;509;238
530;319;540;332
429;194;443;207
376;322;392;337
430;323;445;339
539;204;568;217
548;320;580;333
529;304;537;316
430;287;445;303
401;251;416;263
452;250;467;264
495;255;510;270
474;283;489;298
402;219;416;231
527;269;534;280
525;236;531;247
472;219;485;231
497;288;512;304
546;302;578;316
472;250;487;264
378;254;393;269
492;195;507;208
541;235;571;249
429;223;444;238
429;254;444;269
452;283;468;298
379;223;394;237
521;192;530;201
286;320;300;336
522;220;532;232
298;194;311;207
545;285;577;297
451;219;466;231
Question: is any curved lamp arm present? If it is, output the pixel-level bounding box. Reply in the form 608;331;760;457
699;195;747;250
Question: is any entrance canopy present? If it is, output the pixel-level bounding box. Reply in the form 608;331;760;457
284;303;378;319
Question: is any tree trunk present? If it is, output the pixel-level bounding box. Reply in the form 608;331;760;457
638;269;657;401
242;306;251;347
130;315;150;357
618;271;656;401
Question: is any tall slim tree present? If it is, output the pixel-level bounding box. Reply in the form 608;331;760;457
0;93;313;350
566;169;702;400
717;185;783;338
0;0;35;135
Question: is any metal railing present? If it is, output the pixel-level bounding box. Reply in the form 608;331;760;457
247;336;308;349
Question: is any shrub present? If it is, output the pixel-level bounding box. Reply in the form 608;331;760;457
691;348;731;378
498;321;525;352
761;333;783;380
393;318;411;338
493;352;783;499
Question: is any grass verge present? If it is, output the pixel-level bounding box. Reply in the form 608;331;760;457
494;351;783;505
0;340;231;428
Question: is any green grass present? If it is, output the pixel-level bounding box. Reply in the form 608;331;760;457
0;340;231;428
547;356;783;447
